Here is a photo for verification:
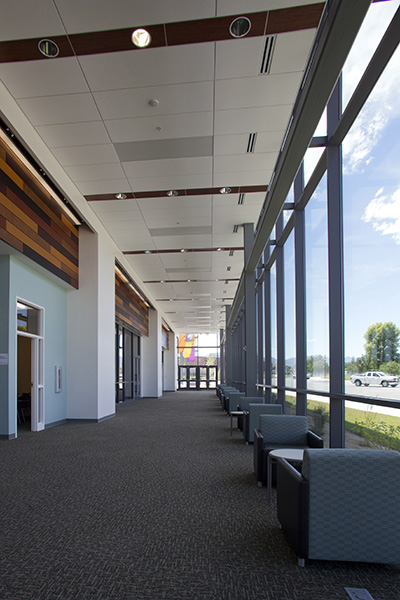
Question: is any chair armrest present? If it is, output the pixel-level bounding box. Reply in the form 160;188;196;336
276;458;309;560
253;429;264;480
307;430;324;448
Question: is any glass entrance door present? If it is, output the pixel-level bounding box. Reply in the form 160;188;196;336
178;366;218;390
116;323;141;403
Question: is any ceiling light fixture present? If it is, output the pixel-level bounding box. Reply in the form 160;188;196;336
149;99;159;107
167;190;178;197
229;16;251;39
115;193;127;200
38;39;59;57
131;28;151;48
219;187;231;194
180;249;186;253
144;250;151;254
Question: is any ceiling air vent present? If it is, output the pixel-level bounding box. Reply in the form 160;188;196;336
246;133;257;153
238;193;245;205
260;35;276;74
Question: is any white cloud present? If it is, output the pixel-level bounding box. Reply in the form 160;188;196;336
342;1;400;174
362;187;400;245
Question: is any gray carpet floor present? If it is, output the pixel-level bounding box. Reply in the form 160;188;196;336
1;390;398;600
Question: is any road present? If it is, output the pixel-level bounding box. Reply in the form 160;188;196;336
287;377;400;417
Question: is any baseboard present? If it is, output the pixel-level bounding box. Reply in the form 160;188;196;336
0;433;16;440
45;419;67;429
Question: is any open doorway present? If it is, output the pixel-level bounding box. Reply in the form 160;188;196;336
16;300;44;434
17;336;31;430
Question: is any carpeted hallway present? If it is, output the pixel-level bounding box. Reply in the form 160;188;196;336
1;391;398;600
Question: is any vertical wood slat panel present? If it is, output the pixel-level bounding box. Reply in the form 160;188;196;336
0;138;79;288
115;272;149;336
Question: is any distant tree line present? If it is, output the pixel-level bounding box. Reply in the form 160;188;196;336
345;321;400;375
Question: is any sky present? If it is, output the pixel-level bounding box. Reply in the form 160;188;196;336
304;0;400;360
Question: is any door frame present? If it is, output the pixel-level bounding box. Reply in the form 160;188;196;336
16;298;45;434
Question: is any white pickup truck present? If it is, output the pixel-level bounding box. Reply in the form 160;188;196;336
350;371;399;388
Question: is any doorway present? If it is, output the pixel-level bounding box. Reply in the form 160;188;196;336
178;365;218;390
16;300;44;433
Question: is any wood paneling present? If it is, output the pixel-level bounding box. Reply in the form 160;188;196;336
0;138;79;288
162;325;169;350
115;272;149;336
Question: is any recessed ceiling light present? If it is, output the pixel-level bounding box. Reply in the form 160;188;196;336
229;16;251;39
131;28;151;48
145;250;151;254
219;187;231;194
217;248;222;251
115;193;127;200
149;99;159;107
180;249;186;253
167;190;178;197
38;39;59;57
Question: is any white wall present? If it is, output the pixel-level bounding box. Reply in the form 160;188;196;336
163;332;177;391
66;226;115;421
141;308;162;397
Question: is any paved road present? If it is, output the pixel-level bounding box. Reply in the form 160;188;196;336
286;377;400;416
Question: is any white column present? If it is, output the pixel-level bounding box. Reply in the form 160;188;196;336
66;226;115;421
141;308;162;397
163;331;177;391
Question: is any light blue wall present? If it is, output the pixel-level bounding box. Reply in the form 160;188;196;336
0;256;10;436
5;256;68;435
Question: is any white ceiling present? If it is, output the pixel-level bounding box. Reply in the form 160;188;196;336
0;0;322;334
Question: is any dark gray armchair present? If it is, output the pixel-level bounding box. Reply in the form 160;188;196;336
253;415;323;487
277;448;400;566
243;403;282;443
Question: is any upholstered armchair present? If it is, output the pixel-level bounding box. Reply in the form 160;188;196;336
225;390;243;415
277;448;400;566
236;396;264;432
253;415;323;486
220;387;238;411
243;403;282;443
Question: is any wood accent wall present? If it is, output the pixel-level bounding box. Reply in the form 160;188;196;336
162;325;169;350
115;271;149;336
0;137;79;288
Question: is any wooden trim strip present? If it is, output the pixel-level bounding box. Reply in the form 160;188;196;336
0;3;324;63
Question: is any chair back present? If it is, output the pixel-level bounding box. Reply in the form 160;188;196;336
248;404;282;443
259;414;308;445
239;396;263;411
302;448;400;563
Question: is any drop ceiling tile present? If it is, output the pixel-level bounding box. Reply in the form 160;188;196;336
214;153;276;173
94;81;214;121
215;72;303;111
0;0;65;40
77;179;130;195
255;130;285;153
54;0;216;33
214;105;292;135
215;37;266;80
144;216;211;230
106;111;213;143
137;195;212;211
78;44;215;92
270;29;317;74
17;94;101;126
213;170;272;187
128;173;212;192
141;203;211;222
65;163;126;182
90;199;138;212
153;235;212;250
123;156;212;178
115;136;213;162
0;58;89;98
36;121;110;148
214;133;250;156
52;144;120;167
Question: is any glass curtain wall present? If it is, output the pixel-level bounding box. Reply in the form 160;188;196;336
244;2;400;448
